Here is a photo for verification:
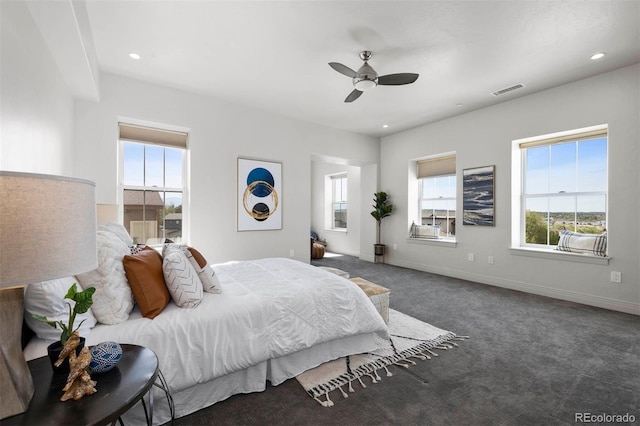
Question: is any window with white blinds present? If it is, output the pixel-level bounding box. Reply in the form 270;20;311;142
417;154;456;239
119;123;188;246
519;126;607;253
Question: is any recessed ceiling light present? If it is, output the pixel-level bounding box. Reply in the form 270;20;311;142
590;52;606;60
456;103;463;108
129;52;141;60
382;124;389;129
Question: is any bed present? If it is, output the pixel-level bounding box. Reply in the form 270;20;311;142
24;256;388;425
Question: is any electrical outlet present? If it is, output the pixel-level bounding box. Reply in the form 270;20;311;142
610;271;622;283
393;243;397;250
488;256;494;264
289;249;295;257
468;253;475;262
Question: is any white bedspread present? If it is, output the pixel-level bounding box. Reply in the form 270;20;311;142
28;258;388;395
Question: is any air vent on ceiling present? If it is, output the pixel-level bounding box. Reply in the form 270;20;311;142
492;83;525;97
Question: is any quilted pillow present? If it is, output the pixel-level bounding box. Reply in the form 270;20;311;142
123;247;171;318
162;244;203;308
98;222;133;246
183;246;222;294
556;229;607;257
76;230;134;324
24;276;97;341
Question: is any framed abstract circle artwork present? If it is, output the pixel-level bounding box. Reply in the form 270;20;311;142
237;157;282;231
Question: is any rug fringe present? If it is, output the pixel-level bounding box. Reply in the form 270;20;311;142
305;330;467;406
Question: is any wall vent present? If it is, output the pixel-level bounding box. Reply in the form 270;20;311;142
492;83;525;97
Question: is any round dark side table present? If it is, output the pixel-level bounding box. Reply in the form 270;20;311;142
1;344;159;426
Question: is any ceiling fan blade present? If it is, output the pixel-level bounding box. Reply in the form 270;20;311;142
344;89;363;103
329;62;357;78
378;73;419;85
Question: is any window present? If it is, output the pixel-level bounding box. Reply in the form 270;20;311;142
519;126;607;251
331;174;347;229
416;154;456;238
120;123;188;246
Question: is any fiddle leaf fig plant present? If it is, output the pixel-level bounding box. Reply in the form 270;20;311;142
371;191;393;245
32;283;95;345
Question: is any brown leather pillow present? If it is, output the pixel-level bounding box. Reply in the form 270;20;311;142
123;247;170;319
186;246;207;268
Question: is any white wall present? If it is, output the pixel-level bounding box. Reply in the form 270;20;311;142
0;1;75;175
310;161;362;257
5;0;636;314
74;73;379;264
380;65;640;314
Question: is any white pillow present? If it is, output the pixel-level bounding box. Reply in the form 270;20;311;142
162;244;203;308
24;276;97;341
410;223;440;239
98;222;134;246
557;229;607;257
76;230;134;324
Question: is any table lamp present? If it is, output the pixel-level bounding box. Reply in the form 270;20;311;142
0;171;97;419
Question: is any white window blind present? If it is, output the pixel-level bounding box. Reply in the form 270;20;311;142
519;127;607;149
119;123;188;148
417;155;456;178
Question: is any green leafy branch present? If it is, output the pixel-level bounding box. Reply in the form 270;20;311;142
32;283;95;344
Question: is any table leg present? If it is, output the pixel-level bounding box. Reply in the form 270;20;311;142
148;382;153;426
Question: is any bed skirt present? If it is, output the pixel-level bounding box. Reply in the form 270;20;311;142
26;332;380;425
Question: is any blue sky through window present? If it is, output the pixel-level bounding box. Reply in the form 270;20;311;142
123;141;184;206
525;137;606;213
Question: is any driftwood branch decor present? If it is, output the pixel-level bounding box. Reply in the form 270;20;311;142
55;331;97;401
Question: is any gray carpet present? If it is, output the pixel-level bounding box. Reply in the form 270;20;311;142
166;254;639;425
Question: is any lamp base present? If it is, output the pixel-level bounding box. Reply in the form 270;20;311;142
0;286;34;419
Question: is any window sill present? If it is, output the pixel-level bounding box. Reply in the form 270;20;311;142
406;237;457;248
510;247;610;265
325;228;347;234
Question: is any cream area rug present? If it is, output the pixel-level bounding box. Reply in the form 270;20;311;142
296;309;468;407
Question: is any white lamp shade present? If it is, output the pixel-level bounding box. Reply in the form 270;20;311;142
0;172;98;287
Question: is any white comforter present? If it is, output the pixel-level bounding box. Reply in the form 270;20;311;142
77;258;387;393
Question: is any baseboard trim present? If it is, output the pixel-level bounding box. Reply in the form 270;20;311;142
359;254;375;263
387;259;640;316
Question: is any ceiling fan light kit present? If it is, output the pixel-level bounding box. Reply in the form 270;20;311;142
329;50;419;103
354;78;377;91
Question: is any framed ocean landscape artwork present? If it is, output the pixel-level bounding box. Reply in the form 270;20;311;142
237;157;282;231
463;165;495;226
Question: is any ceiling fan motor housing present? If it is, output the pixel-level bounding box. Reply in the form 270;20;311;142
353;62;378;91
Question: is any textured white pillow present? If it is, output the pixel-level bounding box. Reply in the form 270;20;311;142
98;222;134;246
76;230;134;324
182;246;222;294
24;276;97;341
162;245;203;308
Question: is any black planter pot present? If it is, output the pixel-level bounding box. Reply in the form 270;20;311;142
374;243;386;256
47;337;85;375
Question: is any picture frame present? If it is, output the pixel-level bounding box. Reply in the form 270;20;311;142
463;165;495;226
237;157;282;231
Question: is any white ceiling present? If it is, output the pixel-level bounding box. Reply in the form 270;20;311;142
77;1;640;137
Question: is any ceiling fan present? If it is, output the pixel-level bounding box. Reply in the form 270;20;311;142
329;51;419;103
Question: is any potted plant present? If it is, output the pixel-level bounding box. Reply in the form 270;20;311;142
33;283;95;373
370;191;393;258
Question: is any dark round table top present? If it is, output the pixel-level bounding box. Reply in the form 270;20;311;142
1;344;159;426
